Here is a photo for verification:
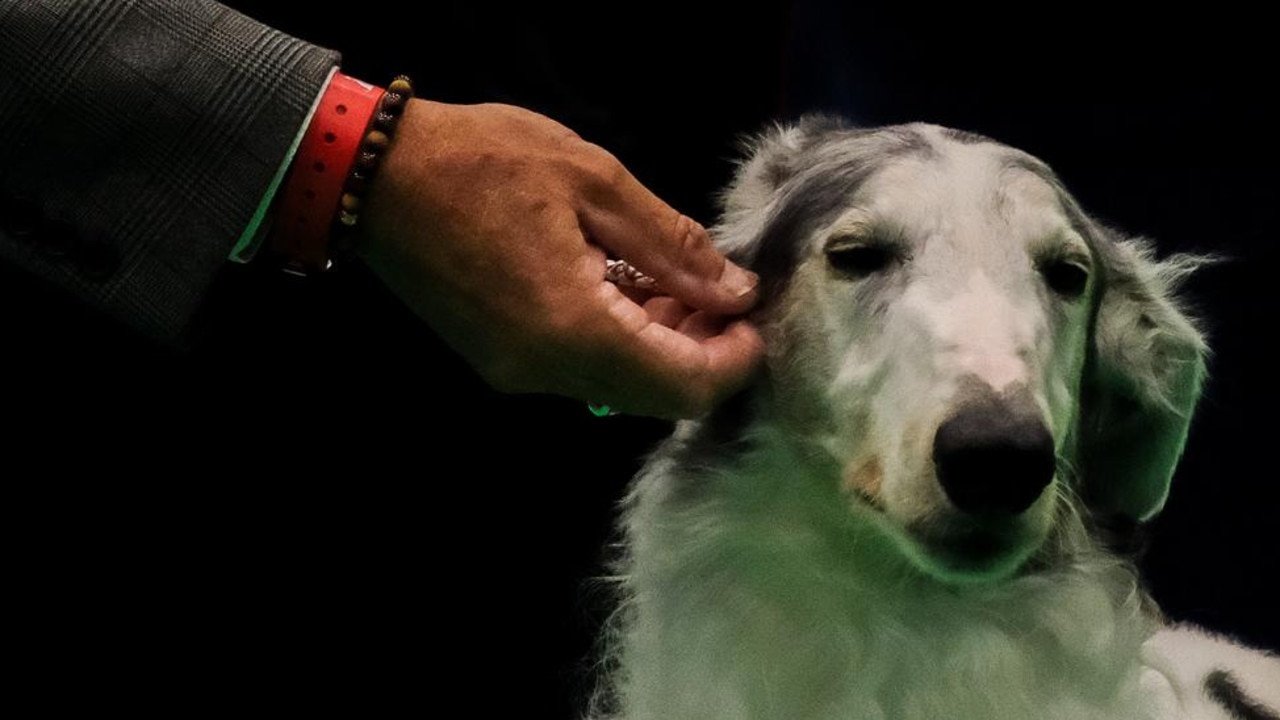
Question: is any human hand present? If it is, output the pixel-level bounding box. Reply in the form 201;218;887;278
359;100;764;418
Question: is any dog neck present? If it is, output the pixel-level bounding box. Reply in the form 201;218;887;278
604;395;1164;720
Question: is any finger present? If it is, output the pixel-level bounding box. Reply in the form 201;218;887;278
579;161;758;315
619;317;765;418
698;318;766;404
595;284;763;418
618;285;657;306
643;296;693;329
675;309;724;342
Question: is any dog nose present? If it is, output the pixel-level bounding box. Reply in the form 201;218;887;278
933;403;1055;517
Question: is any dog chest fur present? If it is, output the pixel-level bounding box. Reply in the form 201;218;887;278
607;429;1165;720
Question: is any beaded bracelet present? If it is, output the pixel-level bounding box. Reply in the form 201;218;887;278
332;75;415;260
271;74;414;274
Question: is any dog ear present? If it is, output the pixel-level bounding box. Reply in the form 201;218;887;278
714;116;849;263
713;123;810;263
722;125;808;215
1076;233;1210;522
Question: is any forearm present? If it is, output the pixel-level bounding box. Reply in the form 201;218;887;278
0;0;338;341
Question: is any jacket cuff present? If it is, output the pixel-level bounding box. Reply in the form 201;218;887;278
0;0;342;342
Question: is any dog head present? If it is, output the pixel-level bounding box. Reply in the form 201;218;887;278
716;118;1207;581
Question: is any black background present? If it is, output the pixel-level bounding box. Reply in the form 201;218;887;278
5;2;1276;715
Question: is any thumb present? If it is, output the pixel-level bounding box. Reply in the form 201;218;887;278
580;161;759;315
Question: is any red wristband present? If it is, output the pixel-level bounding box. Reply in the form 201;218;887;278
272;72;383;274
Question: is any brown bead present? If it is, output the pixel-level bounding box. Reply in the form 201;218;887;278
374;110;397;132
346;170;370;194
388;76;414;96
355;151;380;171
362;130;389;153
340;192;362;213
381;92;406;114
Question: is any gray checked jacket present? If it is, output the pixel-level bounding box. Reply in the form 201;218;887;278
0;0;339;340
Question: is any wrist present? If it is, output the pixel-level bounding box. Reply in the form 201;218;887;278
357;98;443;261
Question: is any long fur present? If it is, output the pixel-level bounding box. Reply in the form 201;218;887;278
588;120;1279;720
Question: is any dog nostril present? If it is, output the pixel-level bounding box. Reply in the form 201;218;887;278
933;409;1055;517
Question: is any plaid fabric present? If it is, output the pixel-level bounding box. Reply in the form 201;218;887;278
0;0;339;340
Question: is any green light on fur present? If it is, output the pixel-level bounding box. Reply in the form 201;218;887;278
589;403;613;417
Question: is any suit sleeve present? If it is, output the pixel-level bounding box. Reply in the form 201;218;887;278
0;0;340;341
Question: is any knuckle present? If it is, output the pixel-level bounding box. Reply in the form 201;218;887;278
577;145;630;189
556;124;584;144
674;214;712;256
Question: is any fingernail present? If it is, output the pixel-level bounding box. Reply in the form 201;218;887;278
722;262;759;298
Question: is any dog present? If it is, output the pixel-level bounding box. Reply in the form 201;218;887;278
589;119;1280;720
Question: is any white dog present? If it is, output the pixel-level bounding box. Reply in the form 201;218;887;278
589;120;1280;720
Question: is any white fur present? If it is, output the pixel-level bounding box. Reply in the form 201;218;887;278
589;122;1279;720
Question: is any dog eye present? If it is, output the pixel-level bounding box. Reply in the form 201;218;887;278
1041;260;1089;298
825;243;896;278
